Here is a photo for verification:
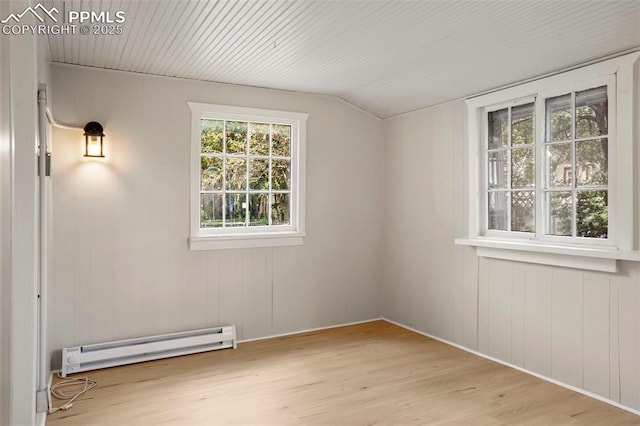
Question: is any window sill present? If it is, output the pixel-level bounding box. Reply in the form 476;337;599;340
189;232;305;251
454;238;640;273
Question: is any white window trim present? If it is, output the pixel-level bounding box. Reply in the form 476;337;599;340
456;52;640;272
188;102;308;251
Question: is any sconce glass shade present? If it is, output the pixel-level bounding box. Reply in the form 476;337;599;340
83;121;105;157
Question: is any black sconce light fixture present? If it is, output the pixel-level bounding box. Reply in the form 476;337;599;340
83;121;105;158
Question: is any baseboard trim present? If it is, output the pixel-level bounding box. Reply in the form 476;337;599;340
382;317;640;417
237;317;384;344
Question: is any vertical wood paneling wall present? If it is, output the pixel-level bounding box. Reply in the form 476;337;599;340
49;64;384;367
382;87;640;411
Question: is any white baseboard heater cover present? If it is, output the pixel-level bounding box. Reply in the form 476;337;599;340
61;325;236;377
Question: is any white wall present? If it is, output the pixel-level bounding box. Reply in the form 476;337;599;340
0;3;43;424
37;32;53;420
0;4;11;423
382;63;640;411
49;64;384;366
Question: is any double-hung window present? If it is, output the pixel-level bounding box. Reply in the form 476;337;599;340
188;103;308;250
458;53;640;272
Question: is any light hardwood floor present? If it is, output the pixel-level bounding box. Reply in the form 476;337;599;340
47;320;639;425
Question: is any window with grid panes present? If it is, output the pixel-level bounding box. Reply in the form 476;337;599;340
486;102;535;233
485;83;611;242
459;53;640;272
544;86;609;239
188;103;308;250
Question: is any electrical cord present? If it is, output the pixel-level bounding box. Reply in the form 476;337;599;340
48;375;97;414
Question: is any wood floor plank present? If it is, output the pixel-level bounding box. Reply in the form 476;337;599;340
47;321;640;425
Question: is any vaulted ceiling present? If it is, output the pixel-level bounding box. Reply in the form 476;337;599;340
43;0;640;118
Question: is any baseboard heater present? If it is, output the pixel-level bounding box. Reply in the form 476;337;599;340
61;325;236;377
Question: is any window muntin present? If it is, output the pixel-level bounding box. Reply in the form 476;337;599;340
199;119;292;229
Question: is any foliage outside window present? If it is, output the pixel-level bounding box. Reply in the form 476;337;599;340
188;103;308;251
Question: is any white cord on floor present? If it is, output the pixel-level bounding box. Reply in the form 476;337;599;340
49;376;97;414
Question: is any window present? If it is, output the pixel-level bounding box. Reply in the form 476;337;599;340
457;53;640;272
188;103;308;250
486;101;535;233
484;84;611;241
544;86;609;239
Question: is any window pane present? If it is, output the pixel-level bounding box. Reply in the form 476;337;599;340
576;190;608;238
488;108;508;149
488;191;508;230
201;119;224;153
271;193;290;225
226;193;246;226
512;190;535;232
547;143;572;188
511;147;534;188
226;121;247;154
547;191;572;236
576;139;607;187
201;156;223;191
249;193;269;226
488;151;508;189
546;94;572;142
576;86;607;139
249;159;269;190
511;103;534;146
272;124;291;157
249;122;270;156
225;158;247;190
200;193;222;228
272;159;291;191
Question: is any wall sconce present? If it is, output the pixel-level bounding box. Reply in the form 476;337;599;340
83;121;105;158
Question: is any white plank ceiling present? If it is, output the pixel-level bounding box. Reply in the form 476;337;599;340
43;0;640;118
